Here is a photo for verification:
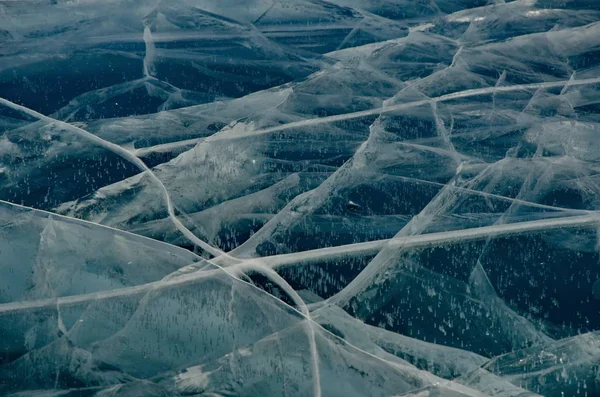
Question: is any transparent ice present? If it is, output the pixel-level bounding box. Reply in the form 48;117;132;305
1;0;600;395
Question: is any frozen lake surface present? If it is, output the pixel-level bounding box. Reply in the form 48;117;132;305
1;0;600;395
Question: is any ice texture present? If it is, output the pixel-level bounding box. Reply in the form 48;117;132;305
1;0;600;396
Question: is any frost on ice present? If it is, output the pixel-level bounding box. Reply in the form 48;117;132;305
1;0;600;396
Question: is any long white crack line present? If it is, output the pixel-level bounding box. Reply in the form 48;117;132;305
0;96;230;260
0;211;598;315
